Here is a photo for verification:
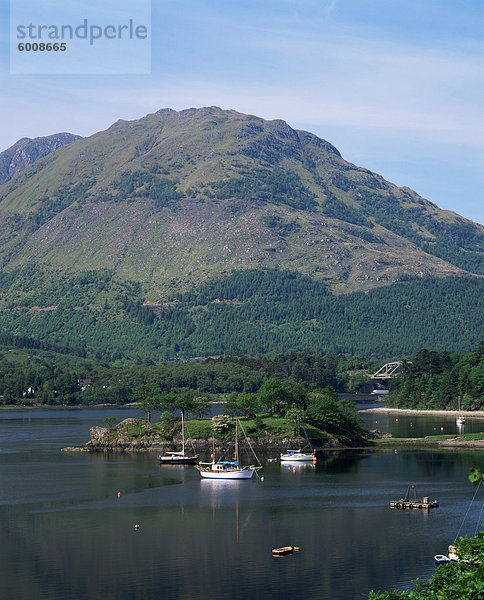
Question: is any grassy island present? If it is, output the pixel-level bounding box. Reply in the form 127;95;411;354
74;411;371;453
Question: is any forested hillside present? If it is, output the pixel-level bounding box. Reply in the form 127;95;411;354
0;269;481;361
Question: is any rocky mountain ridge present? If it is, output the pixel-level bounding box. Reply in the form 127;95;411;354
0;132;81;186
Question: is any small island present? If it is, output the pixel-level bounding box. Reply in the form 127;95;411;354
63;383;372;453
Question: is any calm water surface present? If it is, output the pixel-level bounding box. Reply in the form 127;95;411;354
0;408;483;600
359;405;484;438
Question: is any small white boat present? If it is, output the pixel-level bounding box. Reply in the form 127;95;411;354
280;417;316;462
158;412;198;464
280;449;315;462
434;545;459;565
195;418;262;480
434;554;451;565
158;450;198;465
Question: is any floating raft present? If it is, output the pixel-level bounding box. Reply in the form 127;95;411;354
390;485;439;510
390;497;439;510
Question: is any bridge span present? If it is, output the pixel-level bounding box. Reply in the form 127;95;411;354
371;361;409;380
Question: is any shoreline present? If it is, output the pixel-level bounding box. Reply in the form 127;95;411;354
360;407;484;417
0;403;142;411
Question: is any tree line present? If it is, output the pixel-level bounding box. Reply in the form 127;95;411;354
0;349;376;406
388;343;484;410
1;344;482;412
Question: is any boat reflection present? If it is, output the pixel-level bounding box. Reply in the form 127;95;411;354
281;460;316;471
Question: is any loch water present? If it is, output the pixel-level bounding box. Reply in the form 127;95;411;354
0;408;483;600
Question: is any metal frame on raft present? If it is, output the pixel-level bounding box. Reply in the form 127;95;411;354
389;484;439;510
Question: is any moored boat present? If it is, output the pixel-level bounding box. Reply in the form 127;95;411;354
159;450;199;465
280;449;315;462
280;417;316;462
196;460;260;479
434;554;451;565
158;412;198;464
195;418;262;480
434;545;459;565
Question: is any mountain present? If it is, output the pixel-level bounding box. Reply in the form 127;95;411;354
0;133;81;186
0;107;482;360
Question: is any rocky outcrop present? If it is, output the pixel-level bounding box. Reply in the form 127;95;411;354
0;132;81;185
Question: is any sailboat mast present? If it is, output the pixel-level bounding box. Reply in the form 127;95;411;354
235;417;239;464
300;415;313;451
181;410;185;453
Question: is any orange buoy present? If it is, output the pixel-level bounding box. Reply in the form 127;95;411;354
293;467;296;472
117;492;121;498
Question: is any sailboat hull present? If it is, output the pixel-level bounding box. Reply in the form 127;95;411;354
158;412;198;464
159;455;198;464
280;451;315;462
197;467;257;479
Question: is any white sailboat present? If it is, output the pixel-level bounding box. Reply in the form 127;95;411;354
195;418;262;479
280;449;315;462
158;411;199;464
280;417;316;462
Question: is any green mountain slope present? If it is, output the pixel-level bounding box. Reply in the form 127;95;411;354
0;107;482;360
0;107;482;295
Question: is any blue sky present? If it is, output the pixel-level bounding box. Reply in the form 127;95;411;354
1;0;483;223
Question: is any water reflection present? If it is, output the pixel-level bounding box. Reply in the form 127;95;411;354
360;410;484;438
280;461;316;471
1;409;483;600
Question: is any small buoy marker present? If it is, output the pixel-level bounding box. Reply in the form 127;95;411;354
293;467;296;472
134;524;140;530
261;476;264;481
117;492;121;498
